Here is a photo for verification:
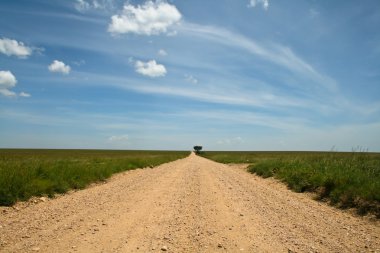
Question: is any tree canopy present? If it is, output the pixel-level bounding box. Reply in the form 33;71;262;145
193;146;202;154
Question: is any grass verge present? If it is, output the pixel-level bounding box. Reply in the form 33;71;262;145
201;151;380;217
0;149;189;206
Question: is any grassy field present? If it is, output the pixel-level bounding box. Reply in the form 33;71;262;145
0;149;189;206
201;151;380;217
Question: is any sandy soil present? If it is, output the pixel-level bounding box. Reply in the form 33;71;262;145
0;153;379;253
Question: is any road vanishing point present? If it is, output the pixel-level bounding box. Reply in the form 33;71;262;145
1;153;379;252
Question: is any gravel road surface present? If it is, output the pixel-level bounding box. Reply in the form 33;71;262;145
1;153;379;252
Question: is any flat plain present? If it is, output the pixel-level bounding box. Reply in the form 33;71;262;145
0;152;379;252
201;151;380;217
0;149;189;206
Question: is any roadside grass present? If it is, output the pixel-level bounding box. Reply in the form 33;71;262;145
201;151;380;217
0;149;189;206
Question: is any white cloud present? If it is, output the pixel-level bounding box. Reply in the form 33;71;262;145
0;71;31;98
75;0;116;12
75;0;90;11
0;89;17;97
184;74;198;84
0;70;17;97
19;92;31;97
135;60;167;77
128;83;302;109
180;23;338;92
0;70;17;89
158;49;168;56
189;110;309;130
248;0;269;10
108;1;182;35
48;60;71;74
108;134;129;142
0;38;32;58
63;71;309;110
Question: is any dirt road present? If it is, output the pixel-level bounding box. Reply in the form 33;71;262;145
1;153;379;252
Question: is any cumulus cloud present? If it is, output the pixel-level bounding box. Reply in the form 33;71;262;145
184;74;198;84
48;60;71;74
0;38;32;58
248;0;269;10
0;70;17;89
0;70;17;97
108;1;182;35
135;60;167;77
108;134;129;142
158;49;168;56
0;71;31;98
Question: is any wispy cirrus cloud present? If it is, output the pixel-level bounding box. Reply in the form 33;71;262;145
158;49;168;56
75;0;91;12
184;74;198;84
108;1;182;35
217;137;244;145
124;81;307;109
58;68;380;120
74;0;116;12
48;69;330;112
108;134;129;142
184;109;311;131
179;22;338;93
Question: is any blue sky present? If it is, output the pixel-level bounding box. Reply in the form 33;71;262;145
0;0;379;151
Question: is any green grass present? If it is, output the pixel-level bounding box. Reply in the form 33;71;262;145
0;149;189;206
201;151;380;217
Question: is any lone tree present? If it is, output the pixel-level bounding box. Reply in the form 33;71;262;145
193;145;202;154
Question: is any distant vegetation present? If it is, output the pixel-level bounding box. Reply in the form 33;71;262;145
193;145;202;154
201;151;380;217
0;149;189;206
